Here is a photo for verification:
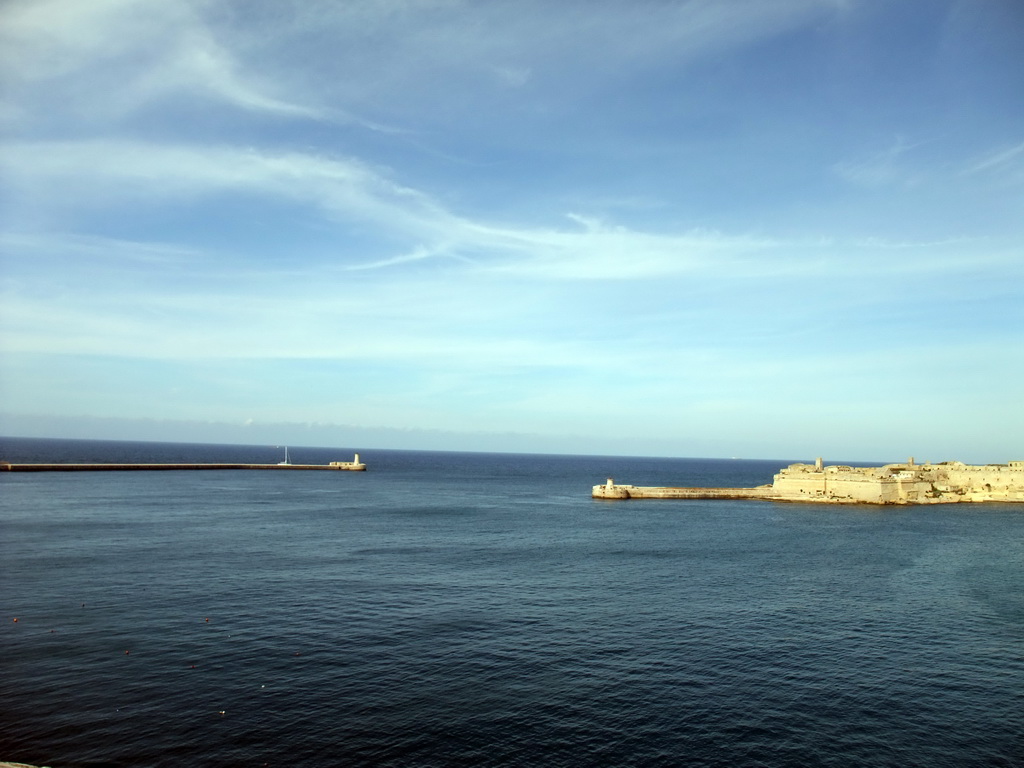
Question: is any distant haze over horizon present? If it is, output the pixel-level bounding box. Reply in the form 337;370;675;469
0;413;1014;468
1;1;1021;462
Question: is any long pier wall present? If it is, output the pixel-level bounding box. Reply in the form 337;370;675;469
593;481;771;500
625;487;769;499
1;462;366;472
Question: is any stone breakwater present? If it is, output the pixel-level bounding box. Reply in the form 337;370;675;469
1;454;367;472
593;482;770;500
1;462;365;472
594;458;1024;505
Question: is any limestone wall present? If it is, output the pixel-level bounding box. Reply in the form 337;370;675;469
941;463;1024;497
593;460;1024;504
771;464;825;499
771;464;902;503
772;460;1024;504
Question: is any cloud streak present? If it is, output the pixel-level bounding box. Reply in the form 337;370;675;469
963;139;1024;177
0;138;782;280
0;0;324;123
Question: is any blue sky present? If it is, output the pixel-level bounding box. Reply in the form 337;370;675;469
1;0;1022;462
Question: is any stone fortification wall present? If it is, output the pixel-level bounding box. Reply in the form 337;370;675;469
770;463;825;499
772;459;1024;504
595;460;1024;504
937;462;1024;500
772;464;903;503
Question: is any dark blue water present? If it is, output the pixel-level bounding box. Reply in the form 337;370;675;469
2;438;1023;767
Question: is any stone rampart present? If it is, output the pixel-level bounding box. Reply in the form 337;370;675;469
594;459;1024;505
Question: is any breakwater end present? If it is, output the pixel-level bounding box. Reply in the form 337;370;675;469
594;457;1024;505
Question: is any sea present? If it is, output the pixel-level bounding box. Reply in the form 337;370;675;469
2;437;1022;768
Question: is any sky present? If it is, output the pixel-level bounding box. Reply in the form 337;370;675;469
1;0;1022;463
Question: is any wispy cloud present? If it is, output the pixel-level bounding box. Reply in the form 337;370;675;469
0;139;453;237
1;0;841;136
7;133;1017;295
0;138;781;280
0;231;203;265
493;66;532;88
963;139;1024;176
832;137;922;187
0;0;322;122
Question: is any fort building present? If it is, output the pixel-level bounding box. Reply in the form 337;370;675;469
593;458;1024;504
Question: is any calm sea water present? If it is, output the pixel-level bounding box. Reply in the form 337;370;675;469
2;437;1022;768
